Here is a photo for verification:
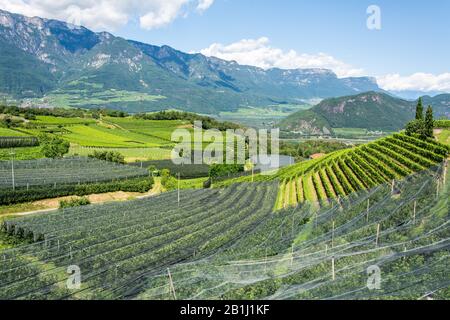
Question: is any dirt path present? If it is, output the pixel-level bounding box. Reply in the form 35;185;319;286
7;178;164;217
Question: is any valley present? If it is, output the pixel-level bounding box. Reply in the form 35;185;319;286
0;6;449;304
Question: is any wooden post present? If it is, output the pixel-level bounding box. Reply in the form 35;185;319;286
366;199;370;223
290;244;294;267
331;221;335;248
167;268;177;300
264;248;268;273
331;257;336;281
391;179;395;194
291;212;295;237
376;224;381;247
10;151;15;191
413;201;417;224
325;244;328;255
177;173;180;206
436;179;440;198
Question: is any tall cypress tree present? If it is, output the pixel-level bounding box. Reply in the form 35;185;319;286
425;105;434;138
416;97;424;120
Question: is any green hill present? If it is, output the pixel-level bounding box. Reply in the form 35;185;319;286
280;92;416;135
213;133;449;210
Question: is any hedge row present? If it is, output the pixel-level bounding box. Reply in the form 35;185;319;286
318;169;335;199
355;149;396;180
378;139;435;168
369;144;423;172
0;136;39;149
325;166;345;197
393;134;449;156
0;177;154;205
350;152;386;185
362;146;410;178
311;173;327;202
331;161;354;195
344;156;376;188
338;159;365;192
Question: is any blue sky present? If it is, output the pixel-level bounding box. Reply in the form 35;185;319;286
1;0;449;91
116;0;450;77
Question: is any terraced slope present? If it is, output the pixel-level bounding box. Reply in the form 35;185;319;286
0;182;278;299
212;133;448;209
276;133;449;209
135;164;450;300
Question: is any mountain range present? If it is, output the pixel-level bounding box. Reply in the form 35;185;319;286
0;9;384;114
279;92;450;135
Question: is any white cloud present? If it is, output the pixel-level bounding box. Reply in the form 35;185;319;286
197;0;214;11
199;37;365;78
377;73;450;92
0;0;214;31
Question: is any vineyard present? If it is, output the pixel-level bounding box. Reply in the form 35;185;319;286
0;164;448;299
0;157;149;189
273;133;449;209
0;157;152;205
0;182;279;299
136;164;450;300
0;136;39;149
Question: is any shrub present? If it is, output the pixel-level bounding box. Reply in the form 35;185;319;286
60;197;91;209
88;150;125;164
39;134;70;158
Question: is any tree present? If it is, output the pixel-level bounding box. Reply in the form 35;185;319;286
416;97;424;121
88;150;125;164
147;165;158;177
405;120;426;139
425;105;434;138
39;135;70;158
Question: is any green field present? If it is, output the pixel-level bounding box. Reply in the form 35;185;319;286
0;127;28;136
32;116;96;126
62;124;170;147
0;146;44;160
105;117;190;142
69;146;172;162
332;127;393;139
219;104;311;128
436;128;450;145
25;89;166;109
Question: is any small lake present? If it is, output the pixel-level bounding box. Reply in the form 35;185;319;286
250;154;295;173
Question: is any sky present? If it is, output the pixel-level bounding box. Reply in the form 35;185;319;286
0;0;449;92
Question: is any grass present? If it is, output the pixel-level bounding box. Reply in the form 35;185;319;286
0;202;47;216
63;125;170;147
219;104;311;128
105;117;190;141
0;146;44;160
32;116;96;125
179;177;209;189
333;127;393;139
0;127;29;136
69;146;172;162
27;90;165;109
436;128;450;146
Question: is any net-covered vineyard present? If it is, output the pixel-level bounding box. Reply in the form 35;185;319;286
0;136;39;149
275;133;449;209
0;157;149;189
0;164;448;300
136;164;449;300
0;182;279;299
